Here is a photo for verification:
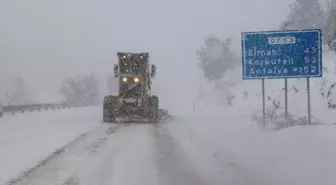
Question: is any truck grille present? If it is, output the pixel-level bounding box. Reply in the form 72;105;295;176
123;97;138;106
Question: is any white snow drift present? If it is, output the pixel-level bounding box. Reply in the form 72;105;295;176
0;107;100;184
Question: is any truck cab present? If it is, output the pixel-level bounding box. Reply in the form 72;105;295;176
114;52;155;98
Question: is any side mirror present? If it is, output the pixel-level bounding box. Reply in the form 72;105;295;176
150;64;156;77
113;64;119;78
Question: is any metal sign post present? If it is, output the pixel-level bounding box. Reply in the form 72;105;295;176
285;78;288;120
307;77;311;124
262;79;266;127
241;29;322;125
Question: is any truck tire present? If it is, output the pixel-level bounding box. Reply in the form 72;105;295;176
103;95;117;123
149;95;159;123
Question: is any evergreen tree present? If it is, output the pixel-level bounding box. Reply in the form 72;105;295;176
324;0;336;49
282;0;326;30
196;36;238;85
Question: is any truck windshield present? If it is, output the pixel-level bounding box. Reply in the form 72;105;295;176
119;60;146;75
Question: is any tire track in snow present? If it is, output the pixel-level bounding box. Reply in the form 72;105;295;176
60;124;129;185
6;123;128;185
165;119;276;185
63;123;159;185
153;123;210;185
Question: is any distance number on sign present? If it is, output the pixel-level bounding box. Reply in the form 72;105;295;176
295;66;317;74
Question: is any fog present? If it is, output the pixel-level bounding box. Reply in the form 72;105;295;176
0;0;321;111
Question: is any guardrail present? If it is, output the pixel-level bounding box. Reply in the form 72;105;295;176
0;102;70;117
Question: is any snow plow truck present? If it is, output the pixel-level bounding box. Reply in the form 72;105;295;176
103;52;167;123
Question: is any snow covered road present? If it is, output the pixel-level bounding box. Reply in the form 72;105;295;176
6;121;212;185
2;106;336;185
2;115;269;185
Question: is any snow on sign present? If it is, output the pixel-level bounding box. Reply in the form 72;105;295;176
241;29;322;79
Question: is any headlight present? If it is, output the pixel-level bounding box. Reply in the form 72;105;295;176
123;55;126;58
134;77;139;82
122;77;127;82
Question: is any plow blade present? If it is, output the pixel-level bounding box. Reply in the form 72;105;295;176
108;109;170;124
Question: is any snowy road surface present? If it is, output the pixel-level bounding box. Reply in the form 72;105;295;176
3;123;265;185
2;116;269;185
1;106;336;185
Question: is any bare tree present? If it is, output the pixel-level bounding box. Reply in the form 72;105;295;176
60;74;100;107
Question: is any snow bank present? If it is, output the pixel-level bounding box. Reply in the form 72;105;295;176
0;106;100;184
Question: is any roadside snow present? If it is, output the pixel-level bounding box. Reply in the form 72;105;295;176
167;111;336;185
0;106;101;184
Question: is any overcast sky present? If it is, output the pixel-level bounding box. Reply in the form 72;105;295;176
0;0;328;108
